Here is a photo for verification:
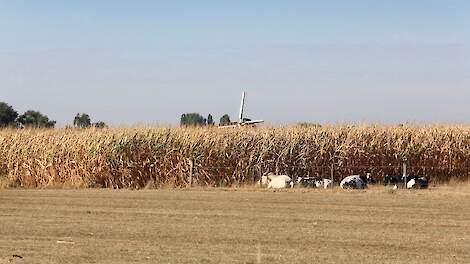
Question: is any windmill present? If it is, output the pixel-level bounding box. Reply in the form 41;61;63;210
219;91;264;128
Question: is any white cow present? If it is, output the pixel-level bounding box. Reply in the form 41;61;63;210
314;179;323;188
323;179;333;189
259;175;269;185
340;175;367;189
406;178;416;189
262;173;293;189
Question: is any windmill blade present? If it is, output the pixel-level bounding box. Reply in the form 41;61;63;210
239;91;246;122
241;120;264;125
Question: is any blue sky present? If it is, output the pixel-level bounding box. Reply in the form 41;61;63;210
1;1;469;126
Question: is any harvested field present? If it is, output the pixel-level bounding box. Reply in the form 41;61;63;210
1;186;470;263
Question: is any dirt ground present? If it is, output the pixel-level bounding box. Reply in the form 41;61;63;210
0;186;469;264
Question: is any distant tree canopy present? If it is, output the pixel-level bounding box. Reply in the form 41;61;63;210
0;102;19;127
0;102;109;130
73;113;92;128
73;114;107;129
93;121;107;129
17;110;56;128
219;114;231;126
207;114;214;126
180;113;207;126
296;122;322;128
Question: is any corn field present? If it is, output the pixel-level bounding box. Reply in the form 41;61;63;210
1;125;470;188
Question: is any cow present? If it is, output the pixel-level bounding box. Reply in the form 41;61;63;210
384;174;403;186
296;177;319;188
259;175;269;185
340;175;367;189
405;176;429;189
268;174;294;189
323;178;333;189
365;173;377;184
297;177;332;189
258;173;293;189
384;174;429;189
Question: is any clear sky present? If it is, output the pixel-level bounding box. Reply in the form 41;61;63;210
1;1;469;126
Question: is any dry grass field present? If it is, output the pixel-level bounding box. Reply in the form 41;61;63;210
1;186;470;264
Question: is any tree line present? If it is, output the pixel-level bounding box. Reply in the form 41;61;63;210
1;101;234;128
0;102;106;128
180;113;232;127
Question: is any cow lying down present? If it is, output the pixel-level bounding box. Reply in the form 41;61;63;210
259;173;294;189
340;175;367;189
297;177;332;189
384;174;429;189
406;176;428;189
383;175;402;186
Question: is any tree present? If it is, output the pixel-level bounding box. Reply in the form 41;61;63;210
180;113;206;126
93;121;107;129
219;114;231;126
0;102;18;127
296;122;322;128
207;114;214;126
73;113;91;128
17;110;56;128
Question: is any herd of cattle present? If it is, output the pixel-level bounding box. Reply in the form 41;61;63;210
258;172;429;189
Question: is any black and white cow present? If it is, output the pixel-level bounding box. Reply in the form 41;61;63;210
384;174;429;189
296;177;333;189
405;176;429;189
340;173;376;189
323;179;333;189
296;177;320;188
340;175;367;189
365;173;377;184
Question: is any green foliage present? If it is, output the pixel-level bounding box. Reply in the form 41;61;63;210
17;110;56;128
207;114;215;126
180;113;207;126
219;114;231;126
74;113;92;128
0;102;18;127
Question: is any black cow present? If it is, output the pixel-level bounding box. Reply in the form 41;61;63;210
384;175;403;186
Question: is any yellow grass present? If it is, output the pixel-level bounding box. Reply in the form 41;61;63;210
1;125;470;188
